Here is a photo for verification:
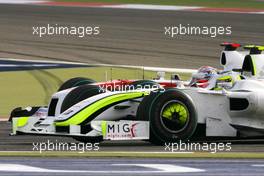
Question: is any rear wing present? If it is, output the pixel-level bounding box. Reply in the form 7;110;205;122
241;45;264;77
220;42;244;71
244;45;264;54
220;42;241;51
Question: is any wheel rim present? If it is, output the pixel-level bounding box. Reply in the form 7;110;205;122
160;100;190;133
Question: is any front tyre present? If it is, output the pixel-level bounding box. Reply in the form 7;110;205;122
60;85;104;113
60;84;105;143
58;77;96;91
149;89;197;145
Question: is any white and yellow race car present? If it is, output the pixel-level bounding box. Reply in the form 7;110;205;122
9;44;264;144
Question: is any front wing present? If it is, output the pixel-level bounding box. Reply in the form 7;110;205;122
11;116;150;141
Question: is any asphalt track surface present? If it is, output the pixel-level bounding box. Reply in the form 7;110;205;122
1;121;264;152
0;157;264;176
0;4;263;69
0;3;264;160
0;59;90;72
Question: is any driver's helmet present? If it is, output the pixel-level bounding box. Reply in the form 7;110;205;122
189;66;218;88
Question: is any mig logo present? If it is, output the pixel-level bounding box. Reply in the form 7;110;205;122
107;123;139;138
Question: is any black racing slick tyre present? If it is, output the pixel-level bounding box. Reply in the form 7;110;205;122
135;80;163;121
60;84;104;113
60;84;104;143
58;77;96;91
136;91;159;121
136;91;160;142
148;89;198;145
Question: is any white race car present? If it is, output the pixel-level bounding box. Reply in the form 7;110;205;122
9;43;264;144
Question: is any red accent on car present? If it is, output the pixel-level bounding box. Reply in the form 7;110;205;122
221;42;241;48
197;79;208;83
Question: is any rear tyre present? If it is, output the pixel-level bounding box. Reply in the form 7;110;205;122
148;89;197;145
58;77;96;91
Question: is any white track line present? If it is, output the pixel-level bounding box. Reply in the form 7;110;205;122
0;64;58;67
0;119;8;121
0;164;204;173
103;4;201;11
0;58;197;73
114;164;204;173
0;151;194;154
0;2;263;14
252;164;264;167
0;0;47;4
253;12;264;14
0;58;87;65
39;3;264;14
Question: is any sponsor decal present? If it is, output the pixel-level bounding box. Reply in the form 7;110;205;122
104;121;149;140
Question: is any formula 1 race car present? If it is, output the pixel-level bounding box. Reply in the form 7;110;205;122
9;43;264;144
